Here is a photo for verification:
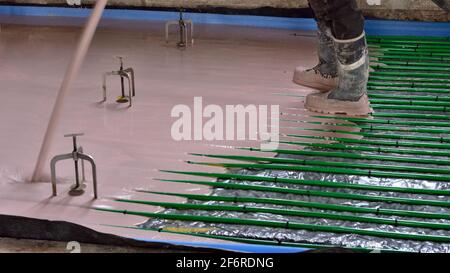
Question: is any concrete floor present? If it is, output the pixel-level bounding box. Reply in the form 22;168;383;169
0;15;357;247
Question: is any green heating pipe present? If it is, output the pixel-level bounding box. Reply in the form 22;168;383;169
368;37;450;43
368;35;450;41
237;146;450;166
156;177;450;208
368;93;450;103
370;71;450;79
372;104;450;112
190;153;450;176
372;55;450;62
310;114;450;127
95;207;450;243
368;37;450;42
285;108;450;121
369;112;450;121
369;44;447;49
368;86;450;94
296;127;450;143
369;48;450;56
370;99;450;107
369;51;450;58
159;170;450;196
371;51;450;59
369;37;450;41
188;160;450;183
280;92;450;107
285;134;450;150
370;45;450;53
369;75;450;84
277;139;450;157
279;92;450;106
368;81;450;89
108;224;406;253
371;64;450;72
282;118;450;134
136;189;450;220
283;113;450;128
367;82;450;90
115;199;450;231
370;44;450;51
284;118;450;133
373;60;450;68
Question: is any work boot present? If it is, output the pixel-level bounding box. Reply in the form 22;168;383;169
293;24;338;91
304;32;373;116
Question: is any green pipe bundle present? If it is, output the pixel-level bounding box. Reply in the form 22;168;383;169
372;55;450;62
188;160;450;183
190;153;450;176
290;111;450;122
115;199;450;231
370;98;450;107
281;92;450;112
368;85;450;94
110;225;405;253
283;118;450;134
286;108;450;121
369;46;450;54
237;146;450;166
371;64;450;73
285;134;450;150
369;112;450;121
372;104;450;112
368;38;450;44
311;113;450;127
368;93;450;104
282;92;450;105
368;36;450;43
278;139;450;158
96;207;450;243
369;75;450;84
370;55;450;63
368;35;450;41
369;48;450;56
370;71;450;79
136;190;450;220
297;127;450;143
368;80;450;89
370;40;450;46
160;170;450;196
284;114;450;129
374;60;450;68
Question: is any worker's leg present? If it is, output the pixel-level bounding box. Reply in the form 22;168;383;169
304;0;372;115
321;0;364;40
293;1;338;91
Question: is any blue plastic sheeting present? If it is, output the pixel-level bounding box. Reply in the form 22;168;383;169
134;238;309;253
0;5;450;36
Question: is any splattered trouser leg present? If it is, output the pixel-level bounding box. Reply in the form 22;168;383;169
308;0;365;40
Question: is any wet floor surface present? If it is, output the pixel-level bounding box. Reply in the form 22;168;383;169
0;15;323;243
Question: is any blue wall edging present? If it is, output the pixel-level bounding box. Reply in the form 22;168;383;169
134;238;309;253
1;5;450;36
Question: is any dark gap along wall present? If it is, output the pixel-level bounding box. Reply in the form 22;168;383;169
1;0;449;21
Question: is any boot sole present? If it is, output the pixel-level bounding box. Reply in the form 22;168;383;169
305;94;374;116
